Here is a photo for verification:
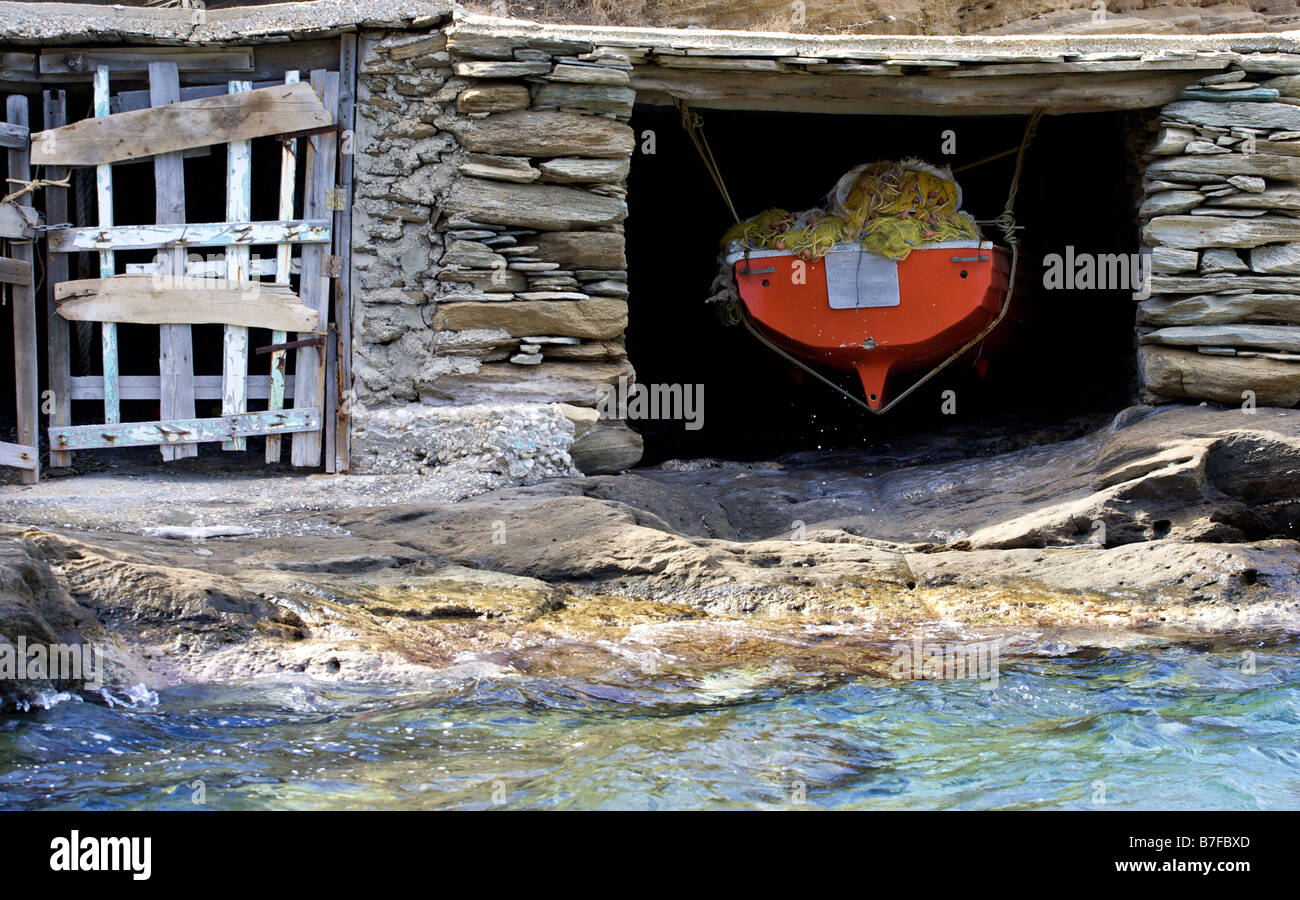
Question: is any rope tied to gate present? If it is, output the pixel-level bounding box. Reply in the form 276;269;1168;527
3;176;71;205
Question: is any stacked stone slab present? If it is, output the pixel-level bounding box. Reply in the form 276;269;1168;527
350;22;643;475
1139;51;1300;408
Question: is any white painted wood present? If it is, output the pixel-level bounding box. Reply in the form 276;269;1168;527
94;66;120;425
46;219;331;253
50;408;320;452
267;69;299;464
223;79;253;451
70;374;295;401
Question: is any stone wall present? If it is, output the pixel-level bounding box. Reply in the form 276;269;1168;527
346;18;1300;480
1139;50;1300;408
349;19;644;476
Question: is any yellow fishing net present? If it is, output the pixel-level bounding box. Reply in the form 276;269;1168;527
721;159;980;262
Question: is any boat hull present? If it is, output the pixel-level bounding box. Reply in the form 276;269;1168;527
730;241;1014;410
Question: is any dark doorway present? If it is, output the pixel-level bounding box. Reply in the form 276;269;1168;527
624;105;1140;464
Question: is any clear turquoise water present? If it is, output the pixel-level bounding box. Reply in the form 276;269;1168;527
3;635;1298;810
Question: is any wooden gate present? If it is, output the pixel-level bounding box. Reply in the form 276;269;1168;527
30;43;356;472
1;94;39;483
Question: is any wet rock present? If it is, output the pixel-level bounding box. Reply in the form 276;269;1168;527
4;408;1300;691
0;538;101;705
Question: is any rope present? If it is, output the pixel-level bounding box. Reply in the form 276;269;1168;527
740;108;1044;415
3;176;71;205
675;98;740;224
976;108;1041;248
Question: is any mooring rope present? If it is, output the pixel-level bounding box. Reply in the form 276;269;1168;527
675;98;740;225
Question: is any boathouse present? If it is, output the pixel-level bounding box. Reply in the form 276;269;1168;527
1;0;1298;482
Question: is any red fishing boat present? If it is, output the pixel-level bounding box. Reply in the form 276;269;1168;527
725;239;1019;411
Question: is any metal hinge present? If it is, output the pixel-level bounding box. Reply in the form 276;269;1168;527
324;255;343;278
326;187;347;211
255;334;326;356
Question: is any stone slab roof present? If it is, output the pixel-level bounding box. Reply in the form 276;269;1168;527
0;0;453;46
448;12;1300;62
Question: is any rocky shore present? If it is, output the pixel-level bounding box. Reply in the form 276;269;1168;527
1;403;1298;708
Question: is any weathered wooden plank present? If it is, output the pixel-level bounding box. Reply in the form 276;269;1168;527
941;58;1230;78
0;440;38;471
70;374;295;402
0;201;38;239
54;276;319;332
0;120;26;149
39;47;254;76
223;79;255;452
291;69;338;469
7;94;38;484
111;80;283;113
50;408;321;452
630;68;1205;115
0;257;31;285
42;90;72;468
94;67;120;426
150;60;197;462
30;81;333;167
267;69;300;465
332;34;357;474
46;219;331;253
0;46;39;81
